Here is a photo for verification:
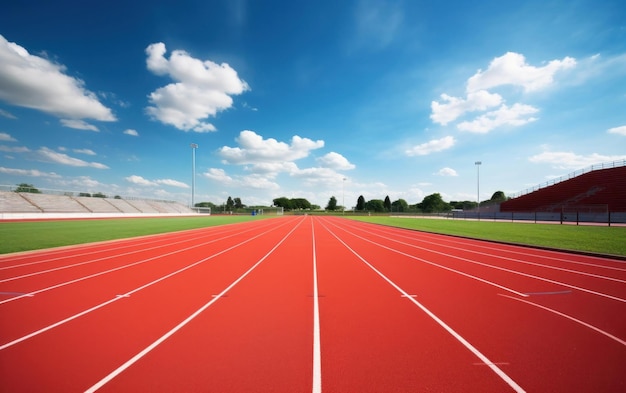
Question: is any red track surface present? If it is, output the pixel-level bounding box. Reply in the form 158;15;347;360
1;216;625;392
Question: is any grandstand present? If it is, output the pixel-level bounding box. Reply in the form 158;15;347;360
0;190;195;219
501;162;626;213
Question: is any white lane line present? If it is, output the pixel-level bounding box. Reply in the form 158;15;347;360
358;222;626;272
320;219;528;298
321;222;525;393
0;219;298;350
311;218;322;393
326;219;626;304
0;221;288;306
84;217;305;393
0;220;276;282
498;294;626;347
0;231;201;271
339;221;626;283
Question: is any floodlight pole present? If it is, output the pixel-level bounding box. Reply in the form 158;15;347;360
191;143;198;209
342;177;346;215
475;161;482;220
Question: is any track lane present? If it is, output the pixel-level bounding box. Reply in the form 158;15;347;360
319;217;626;392
0;217;305;391
314;217;520;392
328;218;626;338
1;215;624;391
90;216;314;392
0;218;298;345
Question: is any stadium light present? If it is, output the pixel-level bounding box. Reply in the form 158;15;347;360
475;161;482;218
342;177;346;215
191;143;198;209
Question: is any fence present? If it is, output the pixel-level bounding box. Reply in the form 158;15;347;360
448;209;626;226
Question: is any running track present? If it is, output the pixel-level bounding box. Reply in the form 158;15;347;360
1;216;625;392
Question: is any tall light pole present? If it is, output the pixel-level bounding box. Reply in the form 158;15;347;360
475;161;482;219
191;143;198;209
342;177;346;215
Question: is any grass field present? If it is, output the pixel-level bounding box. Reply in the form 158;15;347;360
0;216;265;254
2;215;625;257
350;216;626;257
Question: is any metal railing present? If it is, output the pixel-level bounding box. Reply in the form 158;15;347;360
509;159;626;199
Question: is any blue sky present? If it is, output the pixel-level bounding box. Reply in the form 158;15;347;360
1;0;625;208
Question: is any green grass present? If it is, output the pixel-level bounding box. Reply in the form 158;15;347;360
2;215;625;258
349;216;626;257
0;216;268;254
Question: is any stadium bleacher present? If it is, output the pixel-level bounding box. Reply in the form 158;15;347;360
501;165;626;213
0;191;194;217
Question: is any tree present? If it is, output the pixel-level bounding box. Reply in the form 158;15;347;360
233;197;244;209
383;195;391;212
490;191;507;202
226;196;234;210
356;195;366;211
365;199;385;212
272;197;312;210
450;200;477;210
195;201;219;209
291;198;311;210
326;196;338;211
418;193;451;213
15;183;41;193
93;192;107;198
273;197;292;210
391;198;408;212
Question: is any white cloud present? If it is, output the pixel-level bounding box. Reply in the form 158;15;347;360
59;175;104;189
457;103;539;133
155;179;189;188
0;145;29;153
123;129;139;136
608;125;626;136
125;175;155;186
436;167;458;176
529;150;626;170
203;168;234;184
0;35;115;121
73;148;96;156
0;108;17;119
0;132;17;142
291;166;346;187
219;130;324;167
316;152;356;170
60;119;99;131
238;175;280;190
406;136;455;156
430;90;502;125
145;42;249;132
202;168;279;190
466;52;576;93
124;174;189;188
37;147;109;169
430;52;574;133
0;166;60;178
